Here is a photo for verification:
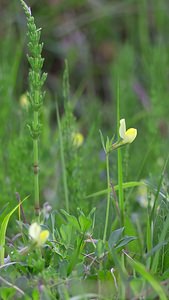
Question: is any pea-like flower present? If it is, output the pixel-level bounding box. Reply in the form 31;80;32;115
119;118;137;144
29;222;49;246
111;118;137;151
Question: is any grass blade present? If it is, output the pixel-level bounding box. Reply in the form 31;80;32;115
0;196;29;265
151;213;169;274
56;103;69;212
85;181;145;198
126;254;167;300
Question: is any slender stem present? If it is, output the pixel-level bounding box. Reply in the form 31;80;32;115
103;152;111;243
0;276;25;296
56;104;69;213
116;79;124;225
118;148;124;225
33;110;40;215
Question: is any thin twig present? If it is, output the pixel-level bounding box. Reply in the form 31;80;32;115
0;275;25;296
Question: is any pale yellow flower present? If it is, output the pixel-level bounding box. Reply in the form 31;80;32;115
19;94;29;110
119;119;137;144
137;182;154;208
72;132;84;147
29;222;49;246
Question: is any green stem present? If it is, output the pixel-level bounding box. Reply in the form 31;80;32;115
118;147;124;225
33;110;40;215
103;152;111;243
56;104;69;213
116;79;124;225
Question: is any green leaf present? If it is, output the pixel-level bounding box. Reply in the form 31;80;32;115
116;236;137;249
0;196;29;265
60;223;72;247
78;215;92;233
99;129;106;153
146;241;168;259
124;216;141;254
0;287;16;300
108;227;124;249
61;210;80;231
87;207;96;218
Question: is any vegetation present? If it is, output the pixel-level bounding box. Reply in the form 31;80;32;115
0;0;169;299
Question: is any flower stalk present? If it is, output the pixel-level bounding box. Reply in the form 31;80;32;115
100;118;137;241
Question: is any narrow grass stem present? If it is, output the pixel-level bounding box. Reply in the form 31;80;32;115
56;104;69;213
116;79;124;225
103;152;111;243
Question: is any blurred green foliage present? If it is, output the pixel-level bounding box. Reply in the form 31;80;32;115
0;1;169;298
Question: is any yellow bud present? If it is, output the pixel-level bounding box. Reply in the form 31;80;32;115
19;94;29;110
72;132;84;147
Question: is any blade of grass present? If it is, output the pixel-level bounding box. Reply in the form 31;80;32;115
151;213;169;274
56;104;69;212
146;213;152;269
150;153;169;222
0;195;29;265
85;181;144;198
125;252;167;300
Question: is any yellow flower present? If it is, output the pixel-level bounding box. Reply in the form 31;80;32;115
72;132;84;147
29;222;49;246
19;94;29;110
119;119;137;144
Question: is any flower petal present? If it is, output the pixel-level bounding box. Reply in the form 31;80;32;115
123;128;137;144
119;119;126;139
29;223;41;241
38;230;49;245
